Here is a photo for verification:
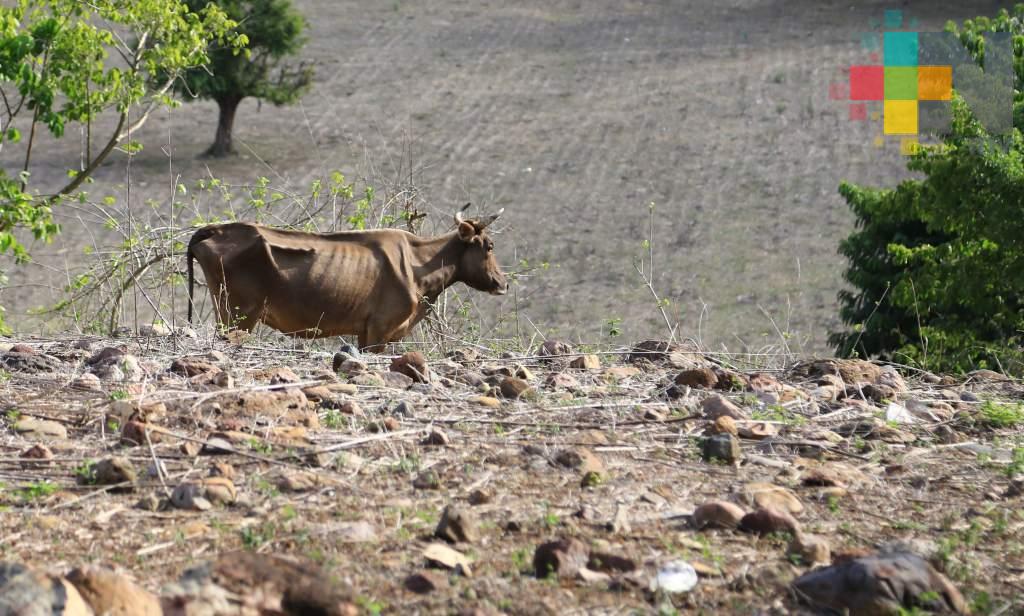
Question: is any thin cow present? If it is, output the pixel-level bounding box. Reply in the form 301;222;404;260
187;207;508;350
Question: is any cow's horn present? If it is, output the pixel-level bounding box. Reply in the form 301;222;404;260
454;202;471;225
479;208;504;229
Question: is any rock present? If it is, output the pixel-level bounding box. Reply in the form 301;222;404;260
390;351;430;383
788;533;831;565
876;367;908;394
435;505;480;543
710;415;738;435
861;383;896;402
1;350;61;373
71;373;103;391
791;551;968;614
13;417;67;440
66;565;162;616
381;371;414;389
702;434;741;464
19;443;54;469
748;373;782;394
628;339;683;363
603;366;641;380
274;471;317;493
136;493;162;511
423;543;472;575
737;421;778;440
405;570;448;594
170;481;212;511
392;400;415;417
165;551;357;615
554;447;605;476
701;395;748;420
449;347;479;363
169;357;220;377
213;388;315;428
739;507;801;535
499;376;534;399
794;359;883;387
653;560;698;593
545;371;582;391
538;339;573;359
534;537;589;579
335;357;368;375
473;396;501;408
413;470;441;490
93;456;137;487
423;428;450;446
742;482;803;515
693;500;746;529
139;323;171;337
92;353;144;382
120;420;157;447
675;367;718;389
0;562;93;616
570;354;600;370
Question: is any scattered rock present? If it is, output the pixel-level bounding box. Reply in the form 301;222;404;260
382;371;414;390
13;417;67;440
335;357;368;375
392;399;415;417
569;354;600;370
545;371;582;390
701;394;748;420
693;500;746;529
120;420;157;447
788;533;831;565
1;350;61;373
710;415;738;435
0;562;93;616
66;565;162;616
737;421;778;440
19;443;54;469
71;372;103;391
413;470;441;490
473;396;501;408
538;339;573;360
739;507;801;535
702;434;741;464
742;482;803;515
791;551;968;614
653;560;698;593
499;376;534;399
136;493;162;511
435;505;480;543
405;570;448;594
93;456;137;487
170;357;220;378
273;471;317;493
423;428;450;446
554;447;605;476
423;543;472;576
170;481;212;511
390;351;430;383
675;367;718;389
534;537;589;579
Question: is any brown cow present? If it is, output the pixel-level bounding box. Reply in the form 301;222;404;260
187;207;507;350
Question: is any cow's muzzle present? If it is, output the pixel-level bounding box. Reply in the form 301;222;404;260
490;279;508;295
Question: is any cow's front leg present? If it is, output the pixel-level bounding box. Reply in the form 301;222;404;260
358;323;392;353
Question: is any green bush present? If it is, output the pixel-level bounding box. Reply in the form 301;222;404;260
831;6;1024;374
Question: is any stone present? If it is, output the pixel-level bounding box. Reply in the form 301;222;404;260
545;371;582;390
120;420;157;447
701;395;748;420
390;351;430;383
693;500;746;529
788;533;831;565
538;339;573;359
449;347;479;362
0;562;93;616
405;570;448;594
748;373;782;394
737;421;778;439
473;396;501;408
93;456;137;487
266;366;300;386
19;444;54;469
170;481;212;511
423;428;450;446
499;376;534;399
653;560;698;593
66;565;162;616
71;373;103;391
213;388;315;428
202;477;237;504
392;400;415;417
335;357;368;375
710;415;738;435
93;353;145;382
139;323;171;337
534;537;589;579
554;447;605;476
569;354;600;370
675;367;718;389
742;482;803;515
273;471;317;493
1;350;61;373
381;371;414;389
739;507;801;535
702;434;741;464
603;366;641;380
136;494;162;511
791;551;968;614
170;357;221;377
435;505;480;543
413;470;441;490
13;417;67;440
423;543;472;575
628;339;684;363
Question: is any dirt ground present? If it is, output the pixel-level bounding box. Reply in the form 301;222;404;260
1;333;1023;614
0;0;1010;352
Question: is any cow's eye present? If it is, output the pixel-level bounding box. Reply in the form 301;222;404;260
486;243;493;252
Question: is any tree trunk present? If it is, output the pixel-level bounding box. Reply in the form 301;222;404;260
205;97;242;157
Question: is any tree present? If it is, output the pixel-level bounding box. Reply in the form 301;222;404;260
831;6;1024;373
176;0;312;157
0;0;241;332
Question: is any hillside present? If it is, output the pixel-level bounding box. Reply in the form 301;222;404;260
1;332;1022;613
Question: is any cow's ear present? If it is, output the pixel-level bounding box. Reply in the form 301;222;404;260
457;221;476;242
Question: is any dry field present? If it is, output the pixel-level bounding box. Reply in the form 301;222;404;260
0;0;1009;352
0;333;1022;614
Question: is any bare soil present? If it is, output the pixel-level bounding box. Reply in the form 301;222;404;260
1;333;1022;614
0;0;1009;352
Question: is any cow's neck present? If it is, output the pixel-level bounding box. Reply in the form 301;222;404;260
411;232;463;303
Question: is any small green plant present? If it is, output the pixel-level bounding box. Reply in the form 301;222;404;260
108;389;129;401
606;317;622;337
74;461;97;485
355;596;386;616
18;480;58;501
1007;447;1024;478
979;400;1024;428
510;547;532;573
322;410;344;429
246;439;273;455
240;522;278;550
5;409;20;422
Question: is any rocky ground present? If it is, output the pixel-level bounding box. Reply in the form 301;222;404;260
1;332;1023;614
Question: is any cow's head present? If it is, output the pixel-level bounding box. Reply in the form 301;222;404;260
455;206;508;295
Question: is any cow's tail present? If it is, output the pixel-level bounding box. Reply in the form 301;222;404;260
187;226;218;324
